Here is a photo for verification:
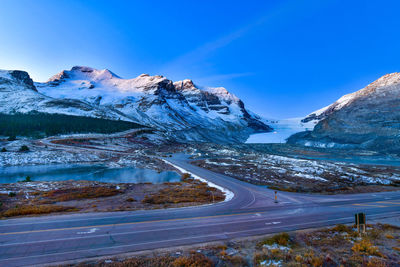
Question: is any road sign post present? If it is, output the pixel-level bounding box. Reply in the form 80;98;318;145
355;213;366;233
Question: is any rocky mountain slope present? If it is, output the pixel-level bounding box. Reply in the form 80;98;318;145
288;73;400;152
0;67;271;143
0;70;123;120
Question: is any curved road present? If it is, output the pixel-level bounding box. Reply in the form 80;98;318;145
0;154;399;266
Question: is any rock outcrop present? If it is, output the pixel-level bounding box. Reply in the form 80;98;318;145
288;73;400;153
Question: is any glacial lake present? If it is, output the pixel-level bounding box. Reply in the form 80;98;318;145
0;164;181;184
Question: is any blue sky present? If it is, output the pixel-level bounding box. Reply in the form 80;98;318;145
0;0;399;118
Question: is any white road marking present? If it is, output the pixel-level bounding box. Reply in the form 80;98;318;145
3;215;389;264
77;228;99;235
265;221;281;225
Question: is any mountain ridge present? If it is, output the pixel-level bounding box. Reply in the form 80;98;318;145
288;72;400;152
0;66;272;143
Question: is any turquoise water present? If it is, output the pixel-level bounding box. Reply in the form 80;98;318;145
0;164;181;184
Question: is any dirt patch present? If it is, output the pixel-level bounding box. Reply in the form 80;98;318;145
62;223;400;267
0;176;224;218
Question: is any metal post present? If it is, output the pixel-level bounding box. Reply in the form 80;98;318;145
355;213;366;234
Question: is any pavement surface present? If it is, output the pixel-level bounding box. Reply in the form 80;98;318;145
0;154;399;266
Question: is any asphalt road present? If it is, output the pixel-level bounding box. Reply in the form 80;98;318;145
0;154;399;266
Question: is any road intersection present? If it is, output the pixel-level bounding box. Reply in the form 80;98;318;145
0;155;399;266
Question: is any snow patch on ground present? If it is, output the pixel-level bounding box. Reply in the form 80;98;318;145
0;150;101;167
260;259;282;266
263;243;290;251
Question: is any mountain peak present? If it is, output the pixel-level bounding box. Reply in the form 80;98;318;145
365;72;400;91
174;79;196;91
48;66;120;83
303;72;400;123
0;69;37;91
70;66;120;80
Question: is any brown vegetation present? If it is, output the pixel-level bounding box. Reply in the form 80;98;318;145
142;180;224;205
172;252;213;267
42;186;122;202
2;205;77;217
75;252;212;267
0;177;225;217
257;232;290;247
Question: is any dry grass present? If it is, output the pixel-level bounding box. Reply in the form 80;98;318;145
88;256;176;267
142;181;224;205
42;187;122;202
351;239;384;257
172;252;213;267
82;253;213;267
181;173;191;180
257;232;291;247
1;205;77;217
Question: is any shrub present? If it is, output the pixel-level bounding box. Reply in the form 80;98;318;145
7;135;16;141
332;224;351;233
385;234;395;239
295;254;303;262
181;173;191;180
310;255;324;267
20;176;32;182
258;233;291;247
8;192;16;197
126;197;136;202
18;145;29;152
225;255;248;266
172;252;213;267
351;239;383;257
1;147;6;152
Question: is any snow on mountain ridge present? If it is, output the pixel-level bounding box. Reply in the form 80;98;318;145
0;69;37;91
0;69;126;121
302;72;400;124
289;72;400;152
35;66;272;143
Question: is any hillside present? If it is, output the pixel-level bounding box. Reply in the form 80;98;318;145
288;73;400;153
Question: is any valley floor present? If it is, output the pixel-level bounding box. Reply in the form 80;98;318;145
1;129;400;220
188;143;400;194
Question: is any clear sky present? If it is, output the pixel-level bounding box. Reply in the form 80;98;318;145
0;0;399;119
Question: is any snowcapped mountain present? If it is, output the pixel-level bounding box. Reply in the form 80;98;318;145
0;69;124;120
1;66;271;143
288;72;400;152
